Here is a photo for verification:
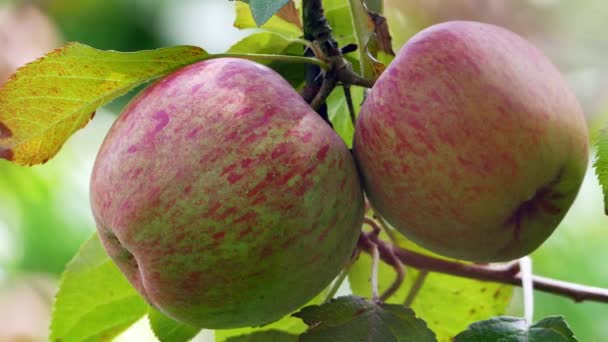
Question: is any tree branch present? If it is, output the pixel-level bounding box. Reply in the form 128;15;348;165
358;232;608;304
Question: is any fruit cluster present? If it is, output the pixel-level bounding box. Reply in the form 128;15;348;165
90;21;588;328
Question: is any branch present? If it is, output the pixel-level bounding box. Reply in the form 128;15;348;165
358;232;608;304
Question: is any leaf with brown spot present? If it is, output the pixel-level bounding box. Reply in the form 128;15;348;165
276;1;302;29
347;0;394;79
367;10;395;56
0;42;209;165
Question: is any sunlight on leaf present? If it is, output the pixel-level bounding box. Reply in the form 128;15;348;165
50;233;148;342
0;43;208;165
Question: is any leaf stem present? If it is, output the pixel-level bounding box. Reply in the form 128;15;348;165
210;53;329;70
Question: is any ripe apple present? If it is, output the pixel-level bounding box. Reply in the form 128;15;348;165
354;21;589;262
90;58;364;328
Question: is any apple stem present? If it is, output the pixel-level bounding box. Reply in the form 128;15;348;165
404;270;429;307
520;256;534;325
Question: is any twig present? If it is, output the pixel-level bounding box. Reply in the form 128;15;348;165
404;270;428;307
362;218;405;302
358;232;608;304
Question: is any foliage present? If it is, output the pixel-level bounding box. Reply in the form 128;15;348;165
0;0;599;340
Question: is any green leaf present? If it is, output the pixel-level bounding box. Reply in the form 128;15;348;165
148;307;201;342
0;42;208;165
325;2;357;49
294;296;437;342
454;316;578;342
234;2;302;38
348;229;513;342
326;86;364;147
228;32;304;55
249;0;291;27
228;32;307;88
225;330;298;342
50;233;148;342
593;128;608;213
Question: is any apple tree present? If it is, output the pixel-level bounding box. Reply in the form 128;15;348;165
0;1;607;341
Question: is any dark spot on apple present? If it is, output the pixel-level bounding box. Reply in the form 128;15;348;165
316;145;330;161
0;122;13;138
505;166;565;241
212;231;226;242
493;289;501;299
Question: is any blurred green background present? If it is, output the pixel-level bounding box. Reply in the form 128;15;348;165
0;0;607;340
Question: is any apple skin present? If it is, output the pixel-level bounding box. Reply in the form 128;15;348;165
90;58;364;328
353;21;589;262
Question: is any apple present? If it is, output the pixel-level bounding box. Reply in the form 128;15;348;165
90;58;364;328
353;21;589;262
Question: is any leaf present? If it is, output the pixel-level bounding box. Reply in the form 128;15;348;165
363;0;383;13
275;1;302;29
228;32;306;88
0;42;208;165
148;307;201;342
454;316;578;342
326;86;364;147
225;330;298;342
324;1;357;49
228;32;304;55
593;127;608;214
294;296;437;342
238;0;302;28
346;0;393;79
248;0;292;27
348;229;513;342
233;2;302;38
50;233;148;342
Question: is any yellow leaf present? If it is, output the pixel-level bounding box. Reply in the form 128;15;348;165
0;43;208;165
